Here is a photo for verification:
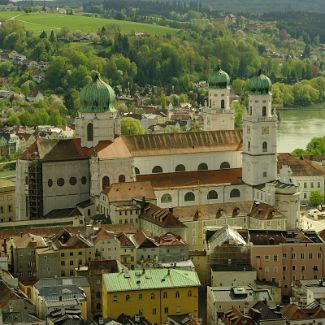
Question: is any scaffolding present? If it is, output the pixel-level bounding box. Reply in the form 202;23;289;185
27;157;43;219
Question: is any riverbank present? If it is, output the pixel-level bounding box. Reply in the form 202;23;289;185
277;102;325;110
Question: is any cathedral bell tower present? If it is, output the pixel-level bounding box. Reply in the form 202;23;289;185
75;71;121;148
242;71;277;186
203;67;234;131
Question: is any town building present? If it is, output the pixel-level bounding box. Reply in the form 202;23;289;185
0;178;15;223
291;279;325;307
280;304;325;324
102;269;200;324
206;286;272;325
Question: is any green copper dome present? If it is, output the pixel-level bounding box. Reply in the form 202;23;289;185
208;67;230;89
79;72;116;113
248;70;272;94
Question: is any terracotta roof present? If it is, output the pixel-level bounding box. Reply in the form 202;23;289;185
277;153;325;176
137;168;242;189
117;232;135;248
130;231;158;248
92;228;116;244
88;260;119;275
98;130;243;158
0;224;136;240
304;154;325;163
281;304;325;320
19;137;111;162
10;233;47;249
249;202;284;220
52;229;93;250
155;232;186;246
0;281;19;308
103;181;156;202
141;203;186;228
223;307;253;325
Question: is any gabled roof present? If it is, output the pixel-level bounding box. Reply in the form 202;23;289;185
103;181;156;202
98;130;243;158
155;233;186;246
249;202;284;220
103;269;200;292
281;304;325;320
2;312;44;324
223;307;253;325
117;233;135;248
129;231;158;249
52;229;93;250
137;168;242;189
10;233;47;249
278;153;325;176
207;225;246;251
93;228;115;244
141;203;186;228
249;301;284;321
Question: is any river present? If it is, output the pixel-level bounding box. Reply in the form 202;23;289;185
277;104;325;153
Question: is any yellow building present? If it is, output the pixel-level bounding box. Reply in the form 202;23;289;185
102;269;200;324
0;178;15;223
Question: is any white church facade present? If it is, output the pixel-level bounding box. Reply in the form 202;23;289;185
15;70;300;229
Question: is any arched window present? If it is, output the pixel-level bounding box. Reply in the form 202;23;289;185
207;190;218;200
198;163;208;171
176;291;180;298
161;193;172;203
262;106;267;117
119;175;126;183
221;99;225;109
175;164;186;172
184;192;195;202
135;167;140;175
102;176;110;189
87;123;93;142
152;166;163;174
248;141;251;151
230;189;240;198
262;142;267;152
96;303;101;310
220;162;230;169
188;290;192;297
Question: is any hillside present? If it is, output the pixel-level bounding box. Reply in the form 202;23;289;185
0;12;177;35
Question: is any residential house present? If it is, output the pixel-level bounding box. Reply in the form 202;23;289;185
0;178;16;223
206;286;272;325
92;228;120;261
102;269;200;324
32;277;90;320
116;232;136;269
0;311;45;325
291;279;325;307
140;203;186;238
281;304;325;324
6;233;47;281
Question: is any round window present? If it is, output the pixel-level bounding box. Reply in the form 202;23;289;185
81;176;87;185
48;179;53;187
57;178;65;186
69;177;77;185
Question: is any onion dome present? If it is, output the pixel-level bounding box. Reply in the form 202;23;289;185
79;71;116;113
248;70;272;94
208;67;230;89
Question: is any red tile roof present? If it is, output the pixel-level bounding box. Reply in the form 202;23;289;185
155;232;186;246
137;168;242;189
249;202;284;220
281;304;325;320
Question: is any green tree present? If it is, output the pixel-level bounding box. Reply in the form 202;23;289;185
40;30;47;39
8;114;20;126
49;30;56;42
309;191;324;206
121;117;145;135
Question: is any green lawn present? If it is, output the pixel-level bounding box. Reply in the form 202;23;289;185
0;170;16;178
0;12;177;35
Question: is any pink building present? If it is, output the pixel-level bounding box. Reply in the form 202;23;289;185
250;230;325;296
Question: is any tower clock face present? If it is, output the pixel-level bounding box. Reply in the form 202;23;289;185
262;126;269;135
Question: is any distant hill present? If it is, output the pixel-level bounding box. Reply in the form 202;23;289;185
200;0;325;14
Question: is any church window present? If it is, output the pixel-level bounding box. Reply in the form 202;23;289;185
69;177;77;185
119;175;126;183
221;100;225;109
87;123;93;142
135;167;140;175
198;163;208;171
102;176;110;189
184;192;195;202
263;171;267;178
81;176;87;185
152;166;163;173
48;179;53;187
250;106;252;115
262;142;267;152
262;106;267;117
57;178;64;187
220;162;230;169
175;164;185;172
207;190;218;200
230;189;240;198
248;141;251;151
161;193;172;203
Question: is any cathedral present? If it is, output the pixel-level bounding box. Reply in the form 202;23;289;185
16;70;300;229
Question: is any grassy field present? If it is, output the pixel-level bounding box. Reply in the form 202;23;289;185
0;170;16;178
0;12;177;35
